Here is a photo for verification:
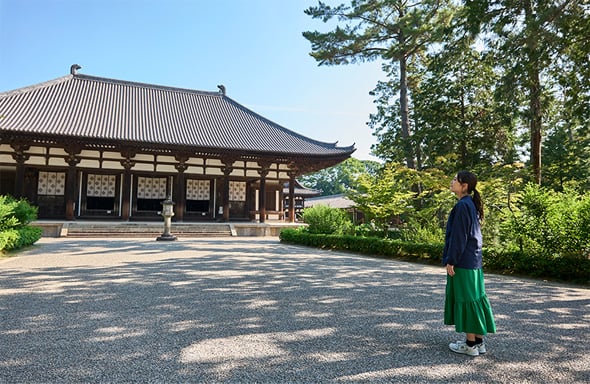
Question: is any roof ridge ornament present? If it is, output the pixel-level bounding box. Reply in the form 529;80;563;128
70;64;81;75
217;84;226;95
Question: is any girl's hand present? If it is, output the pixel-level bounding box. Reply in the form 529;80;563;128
446;264;455;276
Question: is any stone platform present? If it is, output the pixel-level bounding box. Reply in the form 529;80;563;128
33;220;303;238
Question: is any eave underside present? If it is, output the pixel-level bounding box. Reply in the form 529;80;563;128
0;131;352;176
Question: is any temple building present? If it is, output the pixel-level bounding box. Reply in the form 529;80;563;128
0;65;354;223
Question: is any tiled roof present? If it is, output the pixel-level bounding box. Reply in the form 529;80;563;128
305;194;355;209
282;180;321;197
0;74;355;157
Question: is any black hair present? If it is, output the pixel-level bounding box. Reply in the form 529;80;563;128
456;171;484;220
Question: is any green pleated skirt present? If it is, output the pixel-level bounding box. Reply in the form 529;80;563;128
444;268;496;335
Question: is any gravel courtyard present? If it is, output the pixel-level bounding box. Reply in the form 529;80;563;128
1;237;588;383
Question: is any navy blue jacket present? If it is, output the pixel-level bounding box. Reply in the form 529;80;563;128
442;195;483;269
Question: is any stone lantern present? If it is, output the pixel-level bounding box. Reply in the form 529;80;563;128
156;196;177;241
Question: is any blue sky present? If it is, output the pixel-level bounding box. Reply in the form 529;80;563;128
0;0;385;161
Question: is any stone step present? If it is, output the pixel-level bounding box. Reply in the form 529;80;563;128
64;223;233;237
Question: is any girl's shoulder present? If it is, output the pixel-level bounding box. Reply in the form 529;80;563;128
455;196;475;212
458;195;474;206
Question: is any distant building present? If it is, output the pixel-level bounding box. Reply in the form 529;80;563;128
282;180;321;221
305;194;363;224
0;65;354;222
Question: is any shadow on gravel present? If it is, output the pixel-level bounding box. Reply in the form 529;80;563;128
0;238;588;383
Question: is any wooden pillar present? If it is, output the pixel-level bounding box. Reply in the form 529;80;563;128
222;172;230;222
65;165;77;220
14;161;26;199
10;143;30;198
258;167;269;223
174;156;189;222
288;172;296;223
121;170;131;221
174;173;185;222
65;164;79;220
259;178;267;223
64;147;81;220
120;155;135;221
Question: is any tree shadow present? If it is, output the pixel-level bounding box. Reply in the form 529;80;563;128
0;238;588;383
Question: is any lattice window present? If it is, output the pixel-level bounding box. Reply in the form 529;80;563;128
137;177;167;199
186;179;210;200
37;172;66;196
229;181;246;201
87;174;116;197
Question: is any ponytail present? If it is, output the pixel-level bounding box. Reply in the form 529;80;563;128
472;188;484;221
456;170;484;221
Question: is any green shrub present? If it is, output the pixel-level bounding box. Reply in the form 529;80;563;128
12;198;39;225
353;223;388;238
302;205;353;235
398;218;445;244
502;184;590;258
0;196;19;231
0;195;42;252
0;226;42;252
15;226;42;250
0;229;20;251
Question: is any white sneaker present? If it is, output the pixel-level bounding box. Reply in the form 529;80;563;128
449;340;479;356
449;340;486;354
476;341;486;354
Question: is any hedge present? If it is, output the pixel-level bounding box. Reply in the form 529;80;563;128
279;228;444;262
279;229;590;285
482;248;590;284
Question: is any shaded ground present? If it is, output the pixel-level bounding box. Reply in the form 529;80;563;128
0;237;588;383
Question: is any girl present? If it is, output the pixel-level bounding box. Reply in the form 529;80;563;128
443;171;496;356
